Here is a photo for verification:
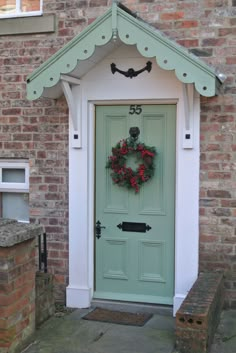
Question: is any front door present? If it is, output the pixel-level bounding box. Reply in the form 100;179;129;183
94;104;176;304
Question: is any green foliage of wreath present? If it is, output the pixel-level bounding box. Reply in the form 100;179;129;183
106;138;157;193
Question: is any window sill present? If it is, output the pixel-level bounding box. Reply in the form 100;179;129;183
0;14;55;36
0;11;42;19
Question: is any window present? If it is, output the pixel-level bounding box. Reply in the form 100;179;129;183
0;0;42;18
0;160;29;222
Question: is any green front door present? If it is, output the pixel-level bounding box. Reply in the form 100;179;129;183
95;104;176;304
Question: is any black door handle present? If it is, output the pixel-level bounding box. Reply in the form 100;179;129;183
95;220;106;239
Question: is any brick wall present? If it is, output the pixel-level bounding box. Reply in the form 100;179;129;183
35;272;55;328
0;240;35;353
0;219;43;353
0;0;236;305
175;272;224;353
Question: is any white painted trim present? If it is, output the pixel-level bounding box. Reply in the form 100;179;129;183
173;294;186;316
61;80;77;131
182;83;194;149
0;160;29;191
61;75;81;85
66;286;91;308
66;47;200;316
88;103;95;292
174;92;200;314
61;79;82;148
0;11;42;19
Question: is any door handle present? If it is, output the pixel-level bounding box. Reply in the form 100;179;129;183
95;220;106;239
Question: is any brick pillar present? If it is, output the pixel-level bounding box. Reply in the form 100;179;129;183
0;219;43;353
175;272;224;353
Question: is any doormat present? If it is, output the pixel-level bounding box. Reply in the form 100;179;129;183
82;308;153;326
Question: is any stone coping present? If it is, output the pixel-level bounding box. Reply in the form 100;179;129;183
0;218;43;247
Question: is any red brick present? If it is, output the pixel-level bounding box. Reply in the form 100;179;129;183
49;242;65;250
0;326;16;345
2;108;21;115
37;151;47;158
208;172;231;179
207;190;231;198
160;12;185;21
13;134;32;141
219;28;236;36
4;142;24;149
226;57;236;65
206;144;221;151
200;234;219;242
48;185;58;192
175;20;198;28
45;176;62;184
221;200;236;207
54;274;66;284
90;0;107;6
177;39;199;47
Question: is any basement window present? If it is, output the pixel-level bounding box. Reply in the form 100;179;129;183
0;0;42;18
0;160;29;222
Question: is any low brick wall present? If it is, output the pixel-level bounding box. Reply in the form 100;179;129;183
35;272;55;328
175;272;224;353
0;219;42;353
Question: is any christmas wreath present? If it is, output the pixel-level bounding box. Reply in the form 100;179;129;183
106;138;157;193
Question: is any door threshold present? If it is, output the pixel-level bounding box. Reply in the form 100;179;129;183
91;299;173;316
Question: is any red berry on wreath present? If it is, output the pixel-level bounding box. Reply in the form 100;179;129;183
106;138;157;193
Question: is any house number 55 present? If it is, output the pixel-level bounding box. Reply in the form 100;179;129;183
129;105;142;115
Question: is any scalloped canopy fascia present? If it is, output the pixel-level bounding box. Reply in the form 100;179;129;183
27;2;222;100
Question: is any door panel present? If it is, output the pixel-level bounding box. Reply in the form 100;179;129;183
95;104;176;304
104;114;129;213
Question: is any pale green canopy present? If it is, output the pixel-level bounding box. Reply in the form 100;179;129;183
27;2;223;100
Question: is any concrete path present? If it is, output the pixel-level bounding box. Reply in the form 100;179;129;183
20;307;236;353
21;307;175;353
210;309;236;353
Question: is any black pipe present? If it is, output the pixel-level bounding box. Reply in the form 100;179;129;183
43;232;47;273
38;234;42;271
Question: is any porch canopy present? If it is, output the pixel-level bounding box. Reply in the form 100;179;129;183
27;2;223;101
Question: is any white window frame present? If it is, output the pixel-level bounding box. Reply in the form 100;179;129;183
0;160;29;192
0;0;42;19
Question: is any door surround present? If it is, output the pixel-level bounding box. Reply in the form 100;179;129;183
66;49;200;315
24;3;220;316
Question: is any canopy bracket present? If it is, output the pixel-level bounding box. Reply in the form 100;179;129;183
182;83;194;149
61;75;81;148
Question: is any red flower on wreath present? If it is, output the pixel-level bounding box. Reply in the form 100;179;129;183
106;138;157;193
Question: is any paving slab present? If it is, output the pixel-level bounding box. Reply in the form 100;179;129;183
210;310;236;353
20;308;236;353
20;308;175;353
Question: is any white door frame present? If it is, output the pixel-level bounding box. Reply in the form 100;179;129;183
66;50;200;315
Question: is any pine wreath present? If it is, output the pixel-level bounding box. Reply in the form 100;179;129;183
106;138;157;193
